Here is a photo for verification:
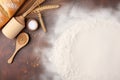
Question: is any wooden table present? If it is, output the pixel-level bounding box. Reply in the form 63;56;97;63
0;0;120;80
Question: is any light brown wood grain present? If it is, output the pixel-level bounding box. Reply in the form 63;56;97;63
8;32;29;64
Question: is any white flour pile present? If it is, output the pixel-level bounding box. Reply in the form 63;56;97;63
48;6;120;80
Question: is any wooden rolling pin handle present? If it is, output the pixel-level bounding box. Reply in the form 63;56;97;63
22;0;45;17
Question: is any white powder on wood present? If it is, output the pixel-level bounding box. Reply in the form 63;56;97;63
49;7;120;80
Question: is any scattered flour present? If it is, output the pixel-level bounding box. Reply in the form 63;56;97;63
49;7;120;80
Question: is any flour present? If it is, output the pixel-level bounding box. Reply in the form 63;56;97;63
49;7;120;80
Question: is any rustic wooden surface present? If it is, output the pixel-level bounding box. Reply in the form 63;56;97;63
0;0;120;80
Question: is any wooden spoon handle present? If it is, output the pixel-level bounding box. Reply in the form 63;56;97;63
8;49;19;64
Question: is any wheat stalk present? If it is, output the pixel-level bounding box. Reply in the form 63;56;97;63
22;0;45;17
38;13;47;32
30;4;60;32
32;5;60;13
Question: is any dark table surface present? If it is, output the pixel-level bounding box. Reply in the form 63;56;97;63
0;0;120;80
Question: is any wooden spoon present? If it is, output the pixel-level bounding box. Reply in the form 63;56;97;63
8;32;29;64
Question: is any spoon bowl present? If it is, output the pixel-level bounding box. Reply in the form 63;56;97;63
8;32;29;64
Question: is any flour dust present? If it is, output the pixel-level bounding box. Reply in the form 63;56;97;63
33;3;120;80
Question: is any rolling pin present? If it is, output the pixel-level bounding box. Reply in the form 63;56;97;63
2;0;45;39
